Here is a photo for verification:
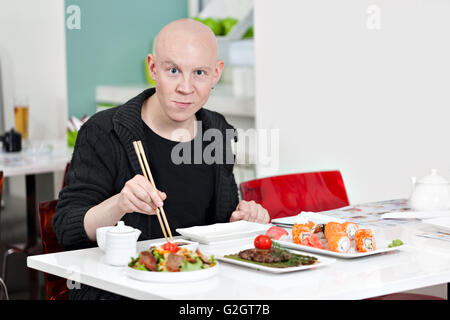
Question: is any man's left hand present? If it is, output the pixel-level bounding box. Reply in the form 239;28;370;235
230;200;270;224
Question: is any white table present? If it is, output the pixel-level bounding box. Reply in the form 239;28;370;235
1;139;72;244
27;221;450;300
1;139;72;299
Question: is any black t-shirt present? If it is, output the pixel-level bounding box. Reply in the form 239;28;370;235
142;117;215;239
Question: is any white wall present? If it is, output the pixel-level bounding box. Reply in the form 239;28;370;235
254;0;450;204
0;0;68;198
0;0;67;140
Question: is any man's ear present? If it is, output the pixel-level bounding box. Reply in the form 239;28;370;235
212;59;225;87
147;53;157;80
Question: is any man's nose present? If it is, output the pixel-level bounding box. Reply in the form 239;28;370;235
176;75;194;94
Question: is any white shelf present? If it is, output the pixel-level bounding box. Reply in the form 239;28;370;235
95;84;254;118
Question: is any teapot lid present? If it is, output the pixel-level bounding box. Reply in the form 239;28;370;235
108;221;134;234
417;169;449;185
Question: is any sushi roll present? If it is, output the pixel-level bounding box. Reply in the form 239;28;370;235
355;229;376;252
341;222;359;240
324;222;344;240
327;232;351;253
313;223;326;234
292;223;312;245
294;215;315;230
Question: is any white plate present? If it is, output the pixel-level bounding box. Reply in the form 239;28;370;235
271;212;345;227
216;249;335;273
126;264;219;283
422;217;450;233
274;236;402;259
176;221;270;244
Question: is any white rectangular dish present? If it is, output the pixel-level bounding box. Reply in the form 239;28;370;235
274;236;402;259
176;221;270;244
422;217;450;233
216;249;335;274
271;212;344;227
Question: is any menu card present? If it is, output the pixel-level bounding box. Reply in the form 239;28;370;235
313;199;418;229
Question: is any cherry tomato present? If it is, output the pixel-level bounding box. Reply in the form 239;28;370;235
254;235;272;250
162;242;179;253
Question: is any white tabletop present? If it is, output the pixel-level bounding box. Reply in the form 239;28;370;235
0;139;72;177
27;222;450;300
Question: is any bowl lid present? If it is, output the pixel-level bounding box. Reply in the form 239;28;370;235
417;169;449;185
108;221;135;234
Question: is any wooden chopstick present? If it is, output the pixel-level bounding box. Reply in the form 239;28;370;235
132;142;169;242
132;140;174;242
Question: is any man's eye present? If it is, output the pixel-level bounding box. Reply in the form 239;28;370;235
195;70;205;76
169;67;178;74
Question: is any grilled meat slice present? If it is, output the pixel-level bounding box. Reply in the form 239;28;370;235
166;253;184;272
197;249;211;264
238;248;291;263
139;251;157;271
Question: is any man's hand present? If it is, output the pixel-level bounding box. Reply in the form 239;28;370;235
230;200;270;224
117;174;166;216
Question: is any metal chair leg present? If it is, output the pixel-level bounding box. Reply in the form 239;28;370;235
0;277;9;300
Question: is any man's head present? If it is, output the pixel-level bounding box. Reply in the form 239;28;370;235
147;19;224;123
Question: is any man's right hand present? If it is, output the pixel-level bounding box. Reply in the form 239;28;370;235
117;174;167;216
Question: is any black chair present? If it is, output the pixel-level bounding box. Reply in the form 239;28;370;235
0;171;10;300
2;163;70;299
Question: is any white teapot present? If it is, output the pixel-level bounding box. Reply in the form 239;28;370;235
96;221;141;266
409;169;450;211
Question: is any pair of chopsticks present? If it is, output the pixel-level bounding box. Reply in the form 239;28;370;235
132;140;174;242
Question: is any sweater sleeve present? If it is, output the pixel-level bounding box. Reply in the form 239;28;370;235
53;120;118;250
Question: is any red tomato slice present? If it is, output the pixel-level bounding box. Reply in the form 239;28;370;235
254;235;272;250
162;242;179;253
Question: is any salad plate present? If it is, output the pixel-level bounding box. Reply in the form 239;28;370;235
126;241;218;282
125;263;219;283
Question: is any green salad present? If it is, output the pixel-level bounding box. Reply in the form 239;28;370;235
128;245;216;272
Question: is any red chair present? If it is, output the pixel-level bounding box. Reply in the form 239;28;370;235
38;200;69;300
240;170;350;220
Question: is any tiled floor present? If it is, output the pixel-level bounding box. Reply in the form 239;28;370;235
1;193;45;300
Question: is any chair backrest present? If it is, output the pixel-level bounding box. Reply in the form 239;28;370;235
240;170;350;220
39;200;69;300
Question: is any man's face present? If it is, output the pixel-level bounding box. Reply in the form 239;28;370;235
148;38;223;123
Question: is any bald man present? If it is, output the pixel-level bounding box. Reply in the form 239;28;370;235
54;19;269;299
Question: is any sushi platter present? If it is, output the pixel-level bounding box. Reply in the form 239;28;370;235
274;237;401;259
266;215;405;259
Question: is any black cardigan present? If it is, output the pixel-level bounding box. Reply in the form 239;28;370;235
53;88;239;251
